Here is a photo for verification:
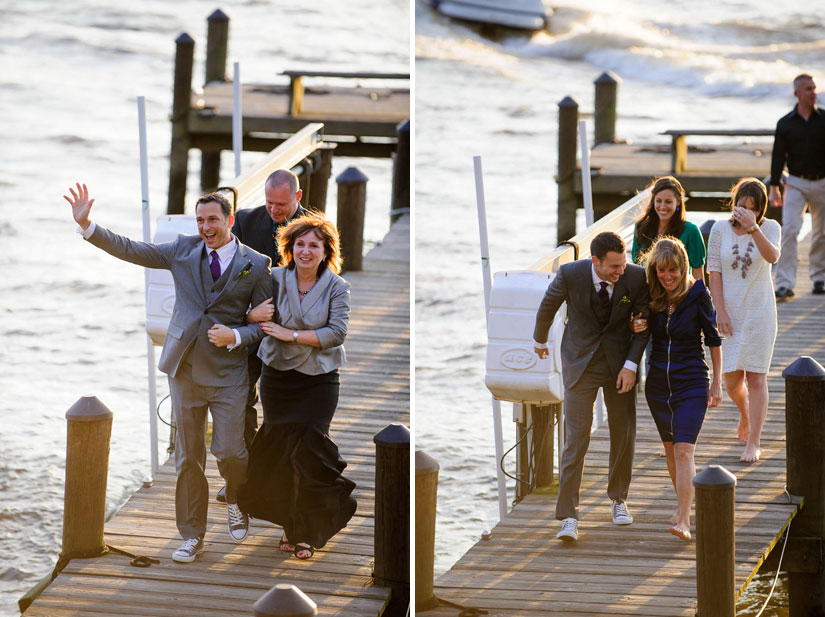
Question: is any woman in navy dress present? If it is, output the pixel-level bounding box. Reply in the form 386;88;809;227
633;237;722;540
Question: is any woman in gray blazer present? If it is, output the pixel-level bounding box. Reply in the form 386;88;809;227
237;215;356;560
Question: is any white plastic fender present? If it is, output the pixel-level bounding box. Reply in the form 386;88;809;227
484;270;566;404
145;215;196;346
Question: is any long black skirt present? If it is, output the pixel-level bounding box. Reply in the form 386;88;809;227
237;365;357;549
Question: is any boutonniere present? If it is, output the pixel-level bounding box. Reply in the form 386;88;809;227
618;295;631;305
233;261;253;281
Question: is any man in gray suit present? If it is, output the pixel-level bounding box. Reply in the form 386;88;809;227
533;231;649;542
64;183;272;563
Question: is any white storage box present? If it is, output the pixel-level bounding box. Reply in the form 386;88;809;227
485;270;566;404
146;215;196;346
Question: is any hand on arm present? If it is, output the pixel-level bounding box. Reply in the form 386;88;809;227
63;183;95;230
630;312;647;334
260;321;321;347
247;297;274;323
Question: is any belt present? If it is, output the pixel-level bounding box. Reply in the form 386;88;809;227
795;173;825;181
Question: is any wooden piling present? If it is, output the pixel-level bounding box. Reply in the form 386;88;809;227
62;396;113;559
693;464;737;617
201;9;230;193
782;355;825;617
253;583;318;617
336;166;368;272
391;119;410;224
533;404;555;487
167;32;195;214
297;157;314;210
309;145;335;213
557;96;579;243
373;423;410;617
415;450;440;611
594;72;619;145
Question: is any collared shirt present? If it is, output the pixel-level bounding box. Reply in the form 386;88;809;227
770;105;825;185
207;236;238;278
591;263;614;299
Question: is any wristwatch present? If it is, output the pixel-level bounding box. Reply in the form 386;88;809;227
292;330;299;342
746;224;759;234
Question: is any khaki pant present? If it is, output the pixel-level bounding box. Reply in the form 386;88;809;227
774;175;825;290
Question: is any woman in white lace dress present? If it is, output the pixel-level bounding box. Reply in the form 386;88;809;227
707;178;781;462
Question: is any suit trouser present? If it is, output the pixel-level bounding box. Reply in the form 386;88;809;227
555;351;637;521
774;175;825;290
169;359;249;540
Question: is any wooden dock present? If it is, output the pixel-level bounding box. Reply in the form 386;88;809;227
423;238;823;616
23;216;410;617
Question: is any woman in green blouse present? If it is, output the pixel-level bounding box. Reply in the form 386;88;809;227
632;176;705;281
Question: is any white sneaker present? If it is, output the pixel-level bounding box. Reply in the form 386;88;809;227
556;517;578;542
172;537;204;563
612;500;633;525
227;503;249;542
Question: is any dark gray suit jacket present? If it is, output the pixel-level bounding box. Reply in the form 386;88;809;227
533;259;650;389
87;225;272;386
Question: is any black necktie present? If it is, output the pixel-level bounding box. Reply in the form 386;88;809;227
598;281;610;305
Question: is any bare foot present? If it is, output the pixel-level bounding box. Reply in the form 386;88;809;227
740;445;761;463
659;449;666;457
279;535;295;553
737;417;749;442
668;525;691;541
668;510;680;525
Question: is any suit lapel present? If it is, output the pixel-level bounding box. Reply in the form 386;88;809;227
605;277;628;328
284;267;309;330
300;267;331;314
191;243;208;305
577;260;602;326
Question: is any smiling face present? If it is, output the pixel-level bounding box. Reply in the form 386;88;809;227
656;263;683;295
196;200;234;250
265;182;302;224
654;189;679;224
592;250;626;283
293;229;327;275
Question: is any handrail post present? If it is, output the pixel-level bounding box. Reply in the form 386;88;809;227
783;356;825;616
373;424;410;617
415;450;440;611
201;9;230;192
62;396;114;559
167;32;195;214
336;166;368;272
557;96;579;243
309;144;335;213
694;464;737;617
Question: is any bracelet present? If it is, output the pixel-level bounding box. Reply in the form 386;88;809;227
746;224;759;234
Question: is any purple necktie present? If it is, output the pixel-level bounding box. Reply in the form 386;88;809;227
210;250;221;282
598;281;610;304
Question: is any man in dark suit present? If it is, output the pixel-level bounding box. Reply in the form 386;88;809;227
224;170;312;493
533;231;650;542
65;183;272;562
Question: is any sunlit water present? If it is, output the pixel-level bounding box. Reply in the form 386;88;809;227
415;1;824;614
0;2;408;614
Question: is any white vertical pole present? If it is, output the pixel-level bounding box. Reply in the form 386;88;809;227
137;96;159;479
473;155;508;521
233;62;242;177
578;120;595;227
578;120;605;427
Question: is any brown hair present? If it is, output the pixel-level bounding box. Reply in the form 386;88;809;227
195;192;233;218
728;177;768;225
590;231;625;260
634;176;687;256
276;214;342;276
642;237;693;313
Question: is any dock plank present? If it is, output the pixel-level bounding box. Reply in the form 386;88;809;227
24;216;409;617
425;235;822;616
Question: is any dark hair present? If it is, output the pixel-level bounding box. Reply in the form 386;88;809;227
195;192;233;218
729;177;767;225
276;214;343;276
794;73;814;89
590;231;625;260
634;176;686;256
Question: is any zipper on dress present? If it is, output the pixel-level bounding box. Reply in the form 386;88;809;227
665;309;675;437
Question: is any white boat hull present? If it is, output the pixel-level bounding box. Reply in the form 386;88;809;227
432;0;548;31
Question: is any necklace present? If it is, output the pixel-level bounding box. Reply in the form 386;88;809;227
297;276;317;299
298;289;309;298
731;237;755;279
667;303;675;316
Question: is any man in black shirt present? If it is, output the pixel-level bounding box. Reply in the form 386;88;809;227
770;73;825;299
